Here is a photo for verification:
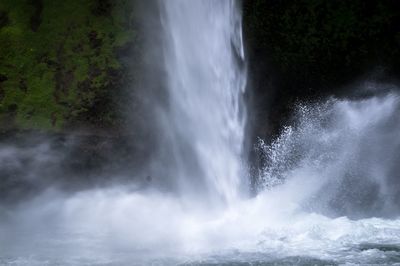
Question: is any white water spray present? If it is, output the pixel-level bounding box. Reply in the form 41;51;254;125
258;91;400;218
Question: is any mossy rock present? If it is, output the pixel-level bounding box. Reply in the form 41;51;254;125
0;0;137;131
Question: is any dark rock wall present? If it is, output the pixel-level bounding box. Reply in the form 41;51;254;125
243;0;400;137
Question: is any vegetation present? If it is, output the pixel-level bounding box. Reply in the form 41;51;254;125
0;0;136;131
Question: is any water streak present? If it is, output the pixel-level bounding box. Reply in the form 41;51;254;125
153;0;247;204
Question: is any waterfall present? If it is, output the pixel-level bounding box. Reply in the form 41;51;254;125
2;1;400;264
153;0;247;204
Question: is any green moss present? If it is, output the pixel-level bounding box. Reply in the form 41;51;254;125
0;0;135;131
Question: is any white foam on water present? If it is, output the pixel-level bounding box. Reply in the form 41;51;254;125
1;182;400;265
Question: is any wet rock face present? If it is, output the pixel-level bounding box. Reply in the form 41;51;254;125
0;75;7;102
29;0;43;32
92;0;112;17
0;10;9;29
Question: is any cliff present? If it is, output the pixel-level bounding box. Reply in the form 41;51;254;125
0;0;399;136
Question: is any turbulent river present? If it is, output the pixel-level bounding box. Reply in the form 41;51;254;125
1;0;400;265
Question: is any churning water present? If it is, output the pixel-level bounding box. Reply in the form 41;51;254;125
1;0;400;265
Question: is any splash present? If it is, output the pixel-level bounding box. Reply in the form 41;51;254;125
258;93;400;218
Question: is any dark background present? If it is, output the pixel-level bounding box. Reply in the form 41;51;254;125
243;0;400;137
